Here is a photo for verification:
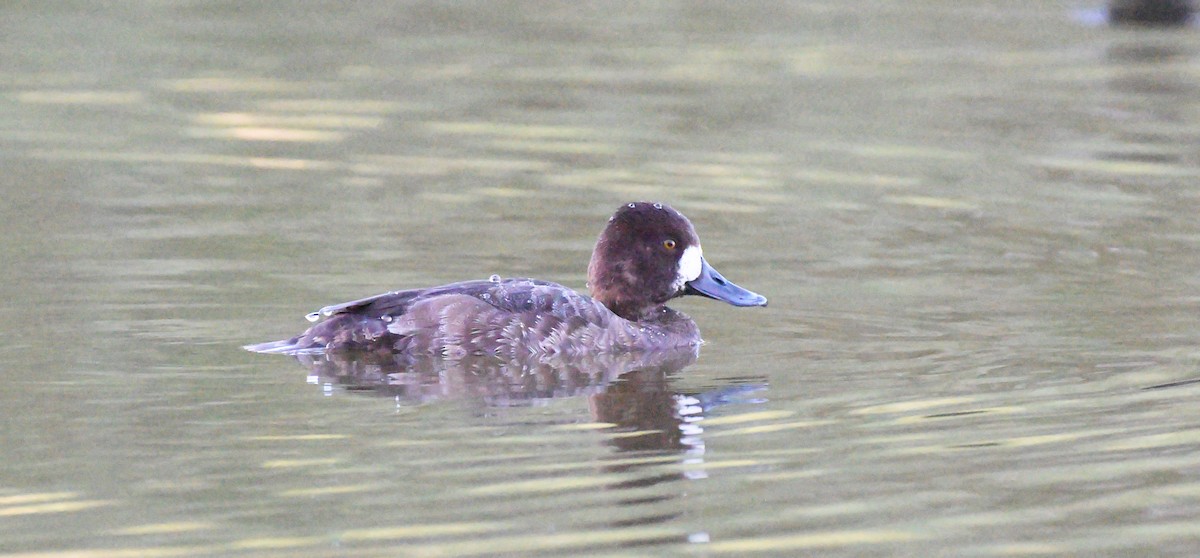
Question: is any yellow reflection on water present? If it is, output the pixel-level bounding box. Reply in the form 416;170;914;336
608;429;668;439
0;492;78;505
0;547;209;558
706;420;830;438
0;501;110;516
976;542;1069;556
260;457;342;468
340;521;508;541
1098;428;1200;451
489;138;620;155
468;475;612;496
851;396;978;415
424;121;601;139
247;433;350;441
676;200;771;214
892;406;1024;424
258;99;410;113
278;484;377;497
742;469;826;482
551;421;619;431
159;77;304;93
700;410;795;426
186;126;345;142
113;522;213;535
1035;157;1199;178
656;162;774;179
0;492;111;517
15;90;142;105
679;458;773;471
883;195;979;211
28;150;335;171
794;168;922;187
351;154;551;176
228;536;323;549
894;431;1103;455
698;529;921;553
812;141;977;161
473;186;539;199
524;454;679;473
193;112;384;129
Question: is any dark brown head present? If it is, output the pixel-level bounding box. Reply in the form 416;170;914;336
587;202;767;321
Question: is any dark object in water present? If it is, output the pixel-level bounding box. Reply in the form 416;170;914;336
1110;0;1194;26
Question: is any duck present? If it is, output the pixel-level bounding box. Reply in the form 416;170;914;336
244;202;767;358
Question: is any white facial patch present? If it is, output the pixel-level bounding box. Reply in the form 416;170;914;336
672;245;704;292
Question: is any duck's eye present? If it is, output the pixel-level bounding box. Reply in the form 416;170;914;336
663;239;677;251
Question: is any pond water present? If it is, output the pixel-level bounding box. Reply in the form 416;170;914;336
3;1;1200;556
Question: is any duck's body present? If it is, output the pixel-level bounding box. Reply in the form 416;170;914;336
246;202;766;357
246;276;700;357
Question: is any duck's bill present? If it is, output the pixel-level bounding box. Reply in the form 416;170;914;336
685;258;768;307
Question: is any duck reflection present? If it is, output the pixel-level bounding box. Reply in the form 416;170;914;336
590;365;764;538
291;348;764;535
293;347;742;458
294;346;701;406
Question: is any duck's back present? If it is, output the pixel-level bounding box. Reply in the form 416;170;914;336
245;278;700;358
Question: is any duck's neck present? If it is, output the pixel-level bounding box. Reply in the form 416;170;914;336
600;297;654;322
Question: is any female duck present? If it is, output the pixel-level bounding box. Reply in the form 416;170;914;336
245;202;766;358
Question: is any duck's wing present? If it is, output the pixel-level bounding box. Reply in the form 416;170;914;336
246;278;598;355
305;278;567;322
303;288;425;322
384;278;632;358
246;282;484;355
457;278;579;315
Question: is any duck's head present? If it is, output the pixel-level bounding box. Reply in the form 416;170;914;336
587;202;767;321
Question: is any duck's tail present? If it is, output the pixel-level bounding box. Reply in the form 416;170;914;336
243;337;323;355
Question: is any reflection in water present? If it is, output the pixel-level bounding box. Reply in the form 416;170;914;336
292;347;765;537
585;368;763;539
1106;41;1196;101
1040;39;1198;179
296;346;700;405
1088;41;1198;172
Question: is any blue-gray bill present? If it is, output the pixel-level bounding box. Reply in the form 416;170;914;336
685;258;768;307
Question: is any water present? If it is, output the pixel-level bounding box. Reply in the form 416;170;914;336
3;1;1200;556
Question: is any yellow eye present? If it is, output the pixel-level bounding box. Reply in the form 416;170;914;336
663;239;676;250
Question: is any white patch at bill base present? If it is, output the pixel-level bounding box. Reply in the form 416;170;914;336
673;245;703;291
